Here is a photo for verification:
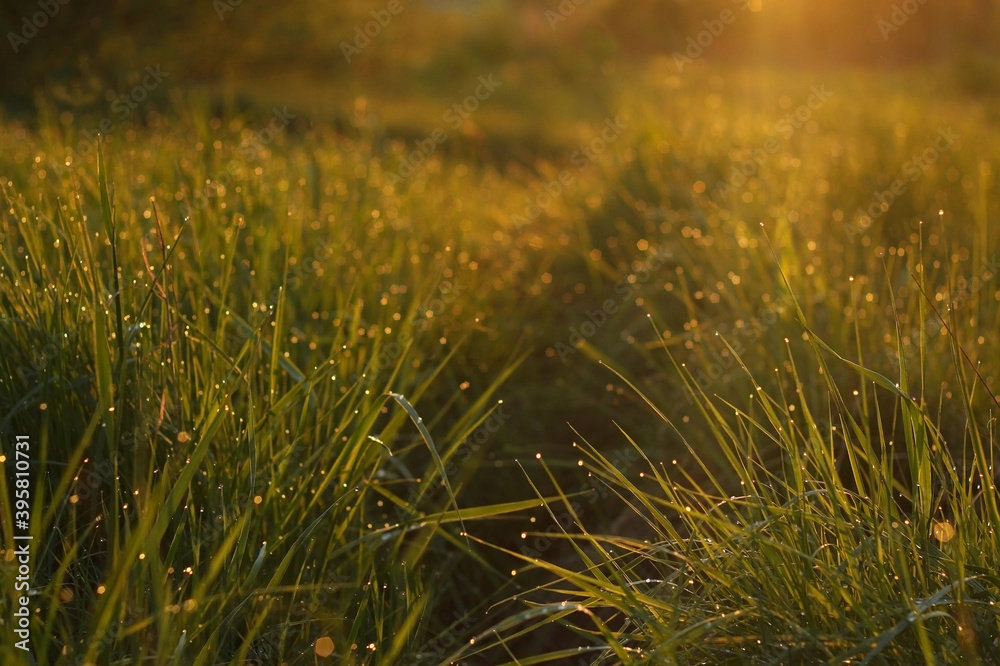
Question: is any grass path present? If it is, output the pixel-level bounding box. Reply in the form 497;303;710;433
1;64;999;663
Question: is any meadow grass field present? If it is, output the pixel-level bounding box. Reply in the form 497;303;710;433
1;56;1000;664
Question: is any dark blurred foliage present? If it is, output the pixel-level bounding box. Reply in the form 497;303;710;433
0;0;364;110
1;0;998;115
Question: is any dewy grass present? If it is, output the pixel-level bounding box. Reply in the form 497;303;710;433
0;120;530;662
456;260;1000;664
1;67;999;664
463;323;1000;664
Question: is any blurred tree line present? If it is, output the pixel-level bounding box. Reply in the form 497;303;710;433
1;0;998;114
523;0;1000;66
0;0;376;110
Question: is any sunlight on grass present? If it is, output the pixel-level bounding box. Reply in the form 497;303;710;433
1;60;999;663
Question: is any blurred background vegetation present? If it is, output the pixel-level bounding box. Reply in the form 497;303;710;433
3;0;999;184
4;0;1000;117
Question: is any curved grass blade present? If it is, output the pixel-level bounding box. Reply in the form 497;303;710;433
388;392;467;541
